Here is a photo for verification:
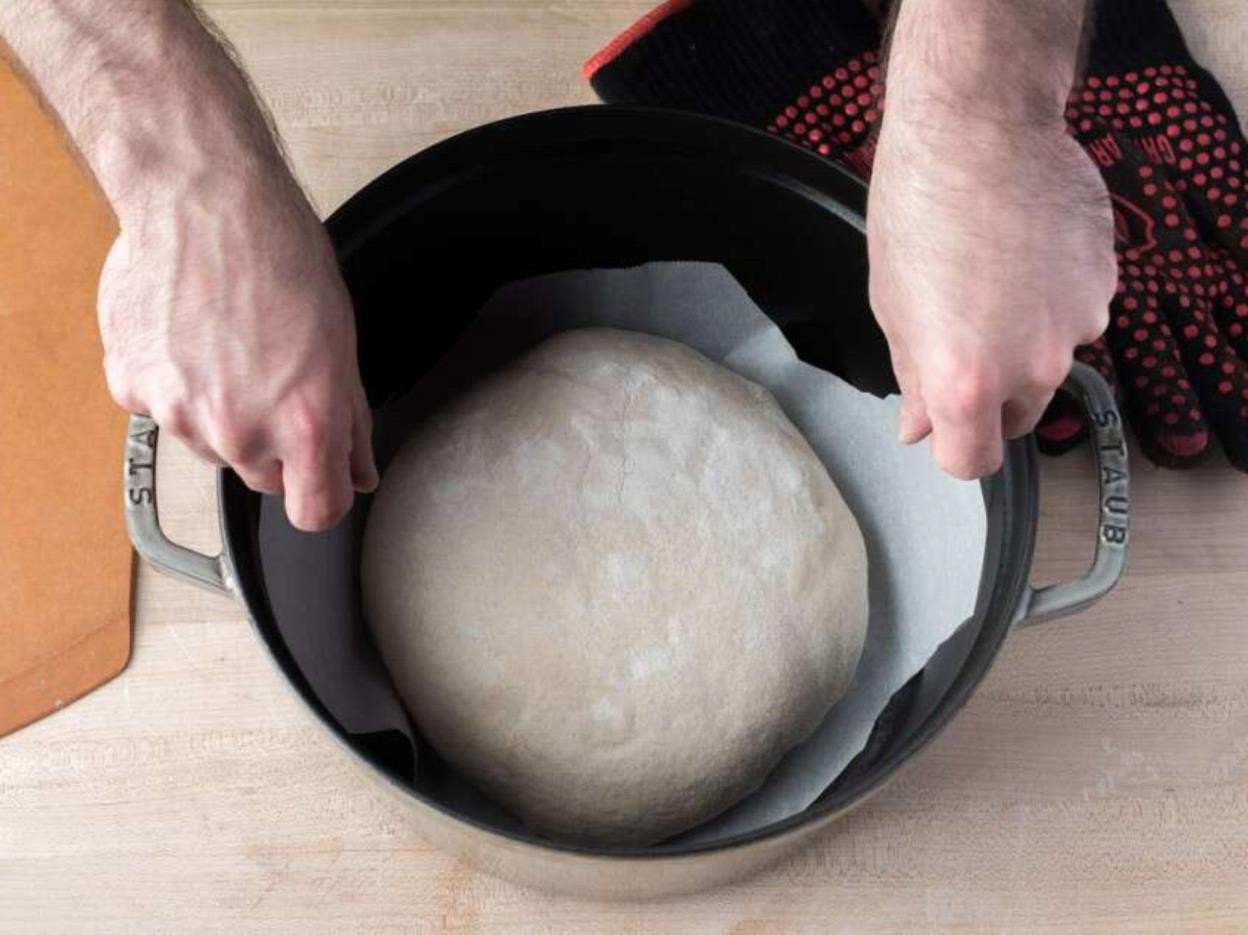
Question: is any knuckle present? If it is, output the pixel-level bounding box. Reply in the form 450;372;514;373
237;463;282;495
283;395;334;455
1031;351;1074;391
153;401;191;438
1082;303;1112;344
943;366;999;418
202;385;244;432
103;360;142;412
1004;408;1041;440
933;414;1003;480
1097;255;1119;301
211;417;258;463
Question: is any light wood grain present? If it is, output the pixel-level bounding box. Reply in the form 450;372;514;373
2;1;1248;932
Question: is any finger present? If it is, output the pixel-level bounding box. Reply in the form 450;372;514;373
1005;346;1074;442
282;449;354;533
1142;67;1248;264
927;374;1005;480
349;383;379;493
1162;281;1248;470
1207;245;1248;359
1107;266;1209;465
929;411;1005;480
1067;104;1225;466
891;345;932;444
1204;247;1248;470
279;405;355;532
1002;387;1056;440
1036;341;1116;456
1133;189;1248;469
1081;137;1213;464
1070;65;1248;265
232;459;284;496
1139;155;1248;469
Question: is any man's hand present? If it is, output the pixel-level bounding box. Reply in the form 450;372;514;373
872;0;1116;478
100;163;377;531
1;0;376;530
869;113;1116;478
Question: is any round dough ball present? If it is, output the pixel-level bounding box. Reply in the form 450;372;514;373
362;327;868;847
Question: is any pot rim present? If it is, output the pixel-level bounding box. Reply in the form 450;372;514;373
219;105;1042;861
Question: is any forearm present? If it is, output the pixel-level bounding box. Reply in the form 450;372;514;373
0;0;291;218
886;0;1089;129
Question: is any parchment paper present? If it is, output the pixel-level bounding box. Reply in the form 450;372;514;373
263;261;987;843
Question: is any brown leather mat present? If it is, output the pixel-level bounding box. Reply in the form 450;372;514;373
0;57;131;738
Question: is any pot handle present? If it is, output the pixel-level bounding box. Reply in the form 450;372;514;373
1014;362;1129;627
124;415;232;595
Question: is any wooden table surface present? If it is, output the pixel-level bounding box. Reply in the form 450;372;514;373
3;2;1247;932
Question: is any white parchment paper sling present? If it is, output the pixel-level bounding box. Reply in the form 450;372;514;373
268;261;987;843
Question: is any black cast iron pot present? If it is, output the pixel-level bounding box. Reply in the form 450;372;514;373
124;107;1129;898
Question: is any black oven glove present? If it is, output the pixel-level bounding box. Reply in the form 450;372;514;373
588;0;1248;470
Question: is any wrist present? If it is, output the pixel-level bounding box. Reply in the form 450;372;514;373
874;98;1078;198
95;91;293;226
879;92;1069;164
8;0;294;225
886;0;1086;128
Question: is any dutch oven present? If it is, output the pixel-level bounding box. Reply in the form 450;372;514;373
123;107;1129;898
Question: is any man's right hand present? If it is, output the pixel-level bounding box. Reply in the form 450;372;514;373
868;110;1116;478
869;0;1115;479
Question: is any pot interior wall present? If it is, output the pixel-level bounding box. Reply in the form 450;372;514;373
221;108;1031;857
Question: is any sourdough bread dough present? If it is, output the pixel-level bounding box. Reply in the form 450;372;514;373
362;327;868;847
